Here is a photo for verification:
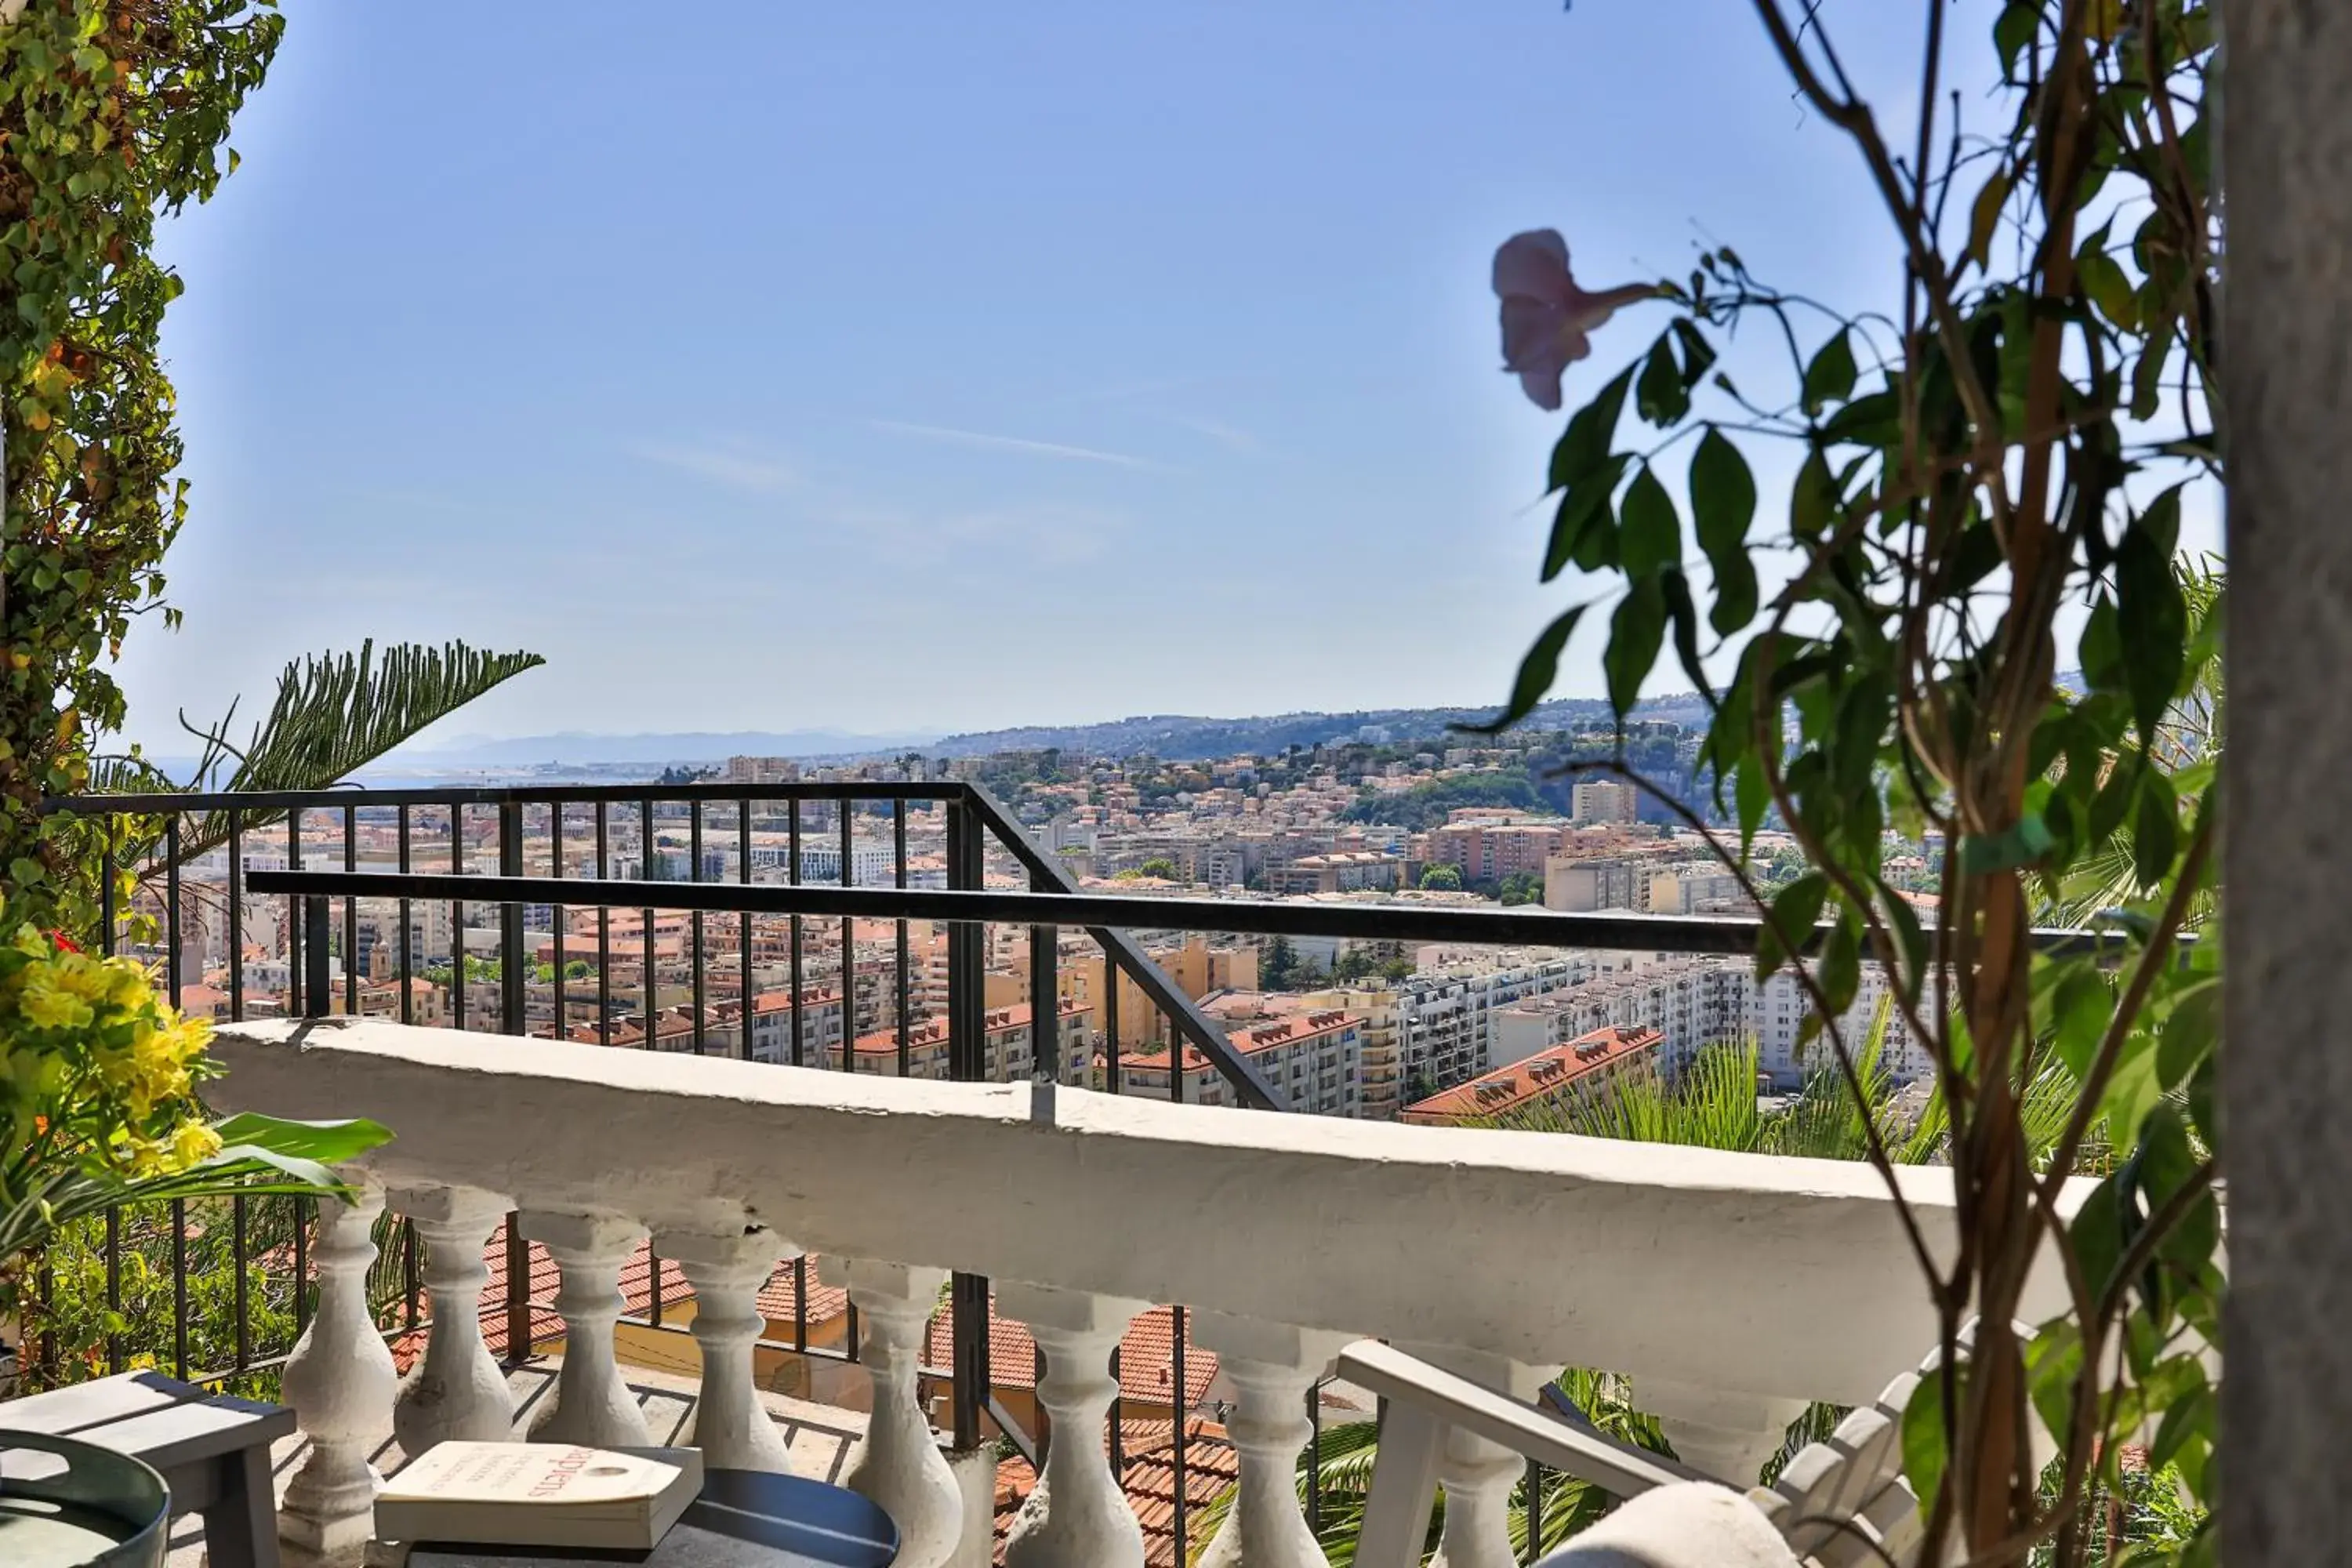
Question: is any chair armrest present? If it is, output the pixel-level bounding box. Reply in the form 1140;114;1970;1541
1338;1340;1708;1497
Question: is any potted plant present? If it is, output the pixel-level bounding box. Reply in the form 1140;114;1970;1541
0;912;388;1565
1482;3;2221;1562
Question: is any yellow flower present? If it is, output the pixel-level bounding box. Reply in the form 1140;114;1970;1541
106;963;155;1010
52;953;116;1003
169;1120;222;1169
19;972;94;1032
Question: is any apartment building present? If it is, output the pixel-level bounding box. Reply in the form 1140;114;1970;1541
1422;819;1566;884
1570;779;1640;825
1298;982;1405;1120
1490;957;1744;1072
1389;949;1623;1098
1122;1009;1363;1114
845;999;1097;1083
1267;851;1403;895
1400;1025;1664;1127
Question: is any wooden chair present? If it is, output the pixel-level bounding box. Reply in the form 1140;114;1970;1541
2;1370;296;1568
1341;1338;1936;1568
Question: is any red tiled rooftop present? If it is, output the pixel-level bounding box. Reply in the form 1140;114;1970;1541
1401;1025;1662;1124
924;1301;1218;1408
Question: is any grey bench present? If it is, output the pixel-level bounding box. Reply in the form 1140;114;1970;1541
2;1370;295;1568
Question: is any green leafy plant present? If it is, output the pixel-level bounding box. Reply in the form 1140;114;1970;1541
1480;4;2220;1562
0;911;389;1342
85;637;545;875
1;0;285;933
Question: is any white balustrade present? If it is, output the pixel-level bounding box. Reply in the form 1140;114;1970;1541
825;1258;964;1568
519;1210;653;1448
389;1183;517;1454
205;1019;2103;1568
1192;1313;1346;1568
1411;1348;1544;1568
1639;1380;1810;1490
278;1175;401;1568
997;1284;1147;1568
655;1224;797;1473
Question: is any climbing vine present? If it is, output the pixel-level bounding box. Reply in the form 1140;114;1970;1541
1486;2;2220;1563
0;0;281;931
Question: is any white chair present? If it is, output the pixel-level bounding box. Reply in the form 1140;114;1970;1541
1341;1338;1944;1568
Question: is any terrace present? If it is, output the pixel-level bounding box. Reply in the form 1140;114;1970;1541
13;779;2089;1568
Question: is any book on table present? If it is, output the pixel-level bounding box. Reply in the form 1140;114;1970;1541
375;1443;704;1552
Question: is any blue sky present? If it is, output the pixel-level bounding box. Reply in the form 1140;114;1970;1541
125;2;2005;750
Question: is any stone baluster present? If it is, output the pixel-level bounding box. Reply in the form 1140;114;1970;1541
1640;1379;1809;1490
519;1210;652;1448
389;1184;517;1455
824;1258;963;1568
998;1284;1147;1568
1407;1347;1544;1568
278;1175;401;1567
1192;1313;1345;1568
655;1225;796;1473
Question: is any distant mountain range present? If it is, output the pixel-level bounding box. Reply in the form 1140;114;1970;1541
923;697;1710;760
391;728;943;768
381;696;1711;772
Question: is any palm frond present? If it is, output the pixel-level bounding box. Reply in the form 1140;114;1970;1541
85;640;543;868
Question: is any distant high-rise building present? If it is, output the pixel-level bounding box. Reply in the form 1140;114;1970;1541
1571;779;1639;826
723;755;801;785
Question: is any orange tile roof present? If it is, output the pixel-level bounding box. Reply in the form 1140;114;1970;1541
992;1418;1237;1567
1402;1025;1662;1124
924;1301;1218;1408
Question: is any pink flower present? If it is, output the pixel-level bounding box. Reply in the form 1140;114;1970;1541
1493;230;1660;411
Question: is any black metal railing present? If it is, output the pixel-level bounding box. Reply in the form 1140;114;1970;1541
22;777;2138;1559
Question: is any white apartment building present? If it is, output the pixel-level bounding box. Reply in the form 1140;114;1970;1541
1124;1009;1363;1116
1389;949;1626;1098
1490;956;1747;1073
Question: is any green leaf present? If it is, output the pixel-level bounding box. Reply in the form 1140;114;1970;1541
1548;368;1635;492
2078;239;2138;330
1790;448;1837;540
1635;335;1689;426
2071;1175;2126;1301
1619;466;1681;577
2131;330;2174;421
1958;813;2056;874
1671;319;1717;386
1542;457;1628;583
2050;964;2111;1082
1736;754;1769;847
2148;1374;2214;1472
1802;330;1857;416
205;1113;394;1163
2114;514;2188;741
2133;768;2179;889
1468;607;1590;734
1659;569;1713;706
1759;873;1827;978
1900;1372;1949;1512
1820;390;1900;448
2158;978;2220;1092
1690;430;1759;633
1818;916;1861;1014
2024;1319;2083;1456
1604;579;1666;719
1968;169;2013;270
1995;1;2042;77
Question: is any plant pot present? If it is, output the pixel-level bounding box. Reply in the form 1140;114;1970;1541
0;1429;170;1568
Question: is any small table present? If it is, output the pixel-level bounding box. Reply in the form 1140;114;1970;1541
0;1370;295;1568
407;1469;898;1568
